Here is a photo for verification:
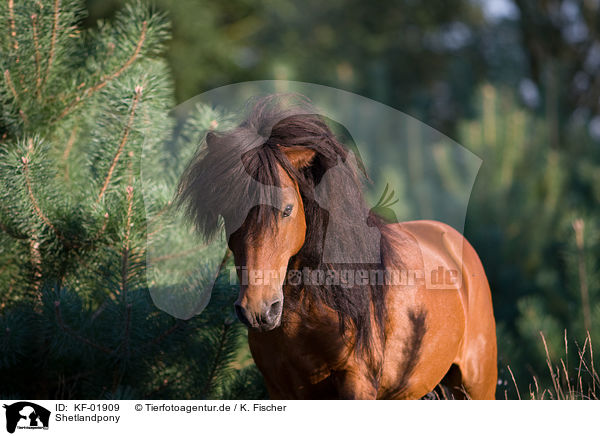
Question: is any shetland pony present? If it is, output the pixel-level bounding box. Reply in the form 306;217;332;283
177;95;497;399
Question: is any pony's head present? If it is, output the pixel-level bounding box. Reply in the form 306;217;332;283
225;145;313;330
177;94;386;340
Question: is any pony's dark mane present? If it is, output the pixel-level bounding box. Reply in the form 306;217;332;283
177;94;395;358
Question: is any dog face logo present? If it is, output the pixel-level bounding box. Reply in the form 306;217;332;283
3;402;50;433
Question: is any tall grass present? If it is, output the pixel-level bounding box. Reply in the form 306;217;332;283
503;331;599;400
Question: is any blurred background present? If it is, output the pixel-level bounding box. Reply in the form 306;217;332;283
82;0;600;397
85;0;600;138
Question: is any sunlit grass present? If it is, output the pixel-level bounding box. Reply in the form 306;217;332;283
507;331;599;400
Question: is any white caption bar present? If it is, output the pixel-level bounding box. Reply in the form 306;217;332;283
0;400;595;436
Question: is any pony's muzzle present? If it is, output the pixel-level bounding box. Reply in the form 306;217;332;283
234;298;283;331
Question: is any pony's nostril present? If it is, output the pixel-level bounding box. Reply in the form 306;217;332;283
266;299;282;322
234;303;253;328
236;300;281;330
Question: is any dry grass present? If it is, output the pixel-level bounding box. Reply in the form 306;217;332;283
513;331;600;400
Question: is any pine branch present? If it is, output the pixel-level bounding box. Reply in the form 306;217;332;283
18;109;28;126
28;237;43;305
41;0;61;93
120;247;130;300
90;212;109;242
54;300;113;355
3;70;17;101
7;0;18;52
0;198;27;239
61;125;77;161
90;300;109;322
21;142;60;239
3;70;29;126
61;125;77;180
96;86;143;203
200;323;231;398
141;320;184;349
120;185;134;299
110;302;134;393
22;140;53;303
31;14;42;101
56;21;148;121
122;303;132;350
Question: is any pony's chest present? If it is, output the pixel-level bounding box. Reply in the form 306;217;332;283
247;320;347;398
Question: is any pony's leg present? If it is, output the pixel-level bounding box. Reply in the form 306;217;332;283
334;370;378;399
459;362;497;399
455;258;497;399
455;344;498;400
457;307;498;399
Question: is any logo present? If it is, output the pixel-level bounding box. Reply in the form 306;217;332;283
3;402;50;434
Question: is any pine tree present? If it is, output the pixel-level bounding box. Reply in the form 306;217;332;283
0;0;265;399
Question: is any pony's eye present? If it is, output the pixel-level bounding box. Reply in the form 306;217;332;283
282;204;293;218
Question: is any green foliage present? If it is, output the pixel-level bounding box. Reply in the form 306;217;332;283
0;0;265;400
458;86;600;398
86;0;488;133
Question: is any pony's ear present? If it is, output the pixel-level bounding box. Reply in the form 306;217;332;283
282;145;316;169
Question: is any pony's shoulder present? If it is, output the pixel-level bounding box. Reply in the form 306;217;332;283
382;220;469;272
